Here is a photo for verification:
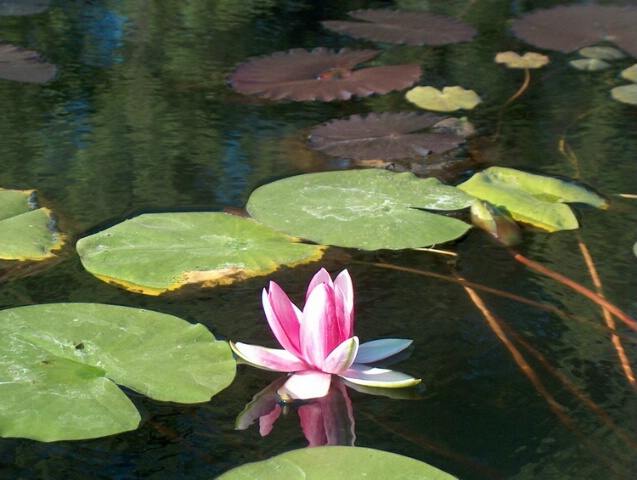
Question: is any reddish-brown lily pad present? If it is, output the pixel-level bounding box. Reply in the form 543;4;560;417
0;43;56;83
322;9;477;46
307;112;471;160
228;48;421;101
511;5;637;58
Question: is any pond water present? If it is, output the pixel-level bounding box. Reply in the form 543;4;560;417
1;0;636;479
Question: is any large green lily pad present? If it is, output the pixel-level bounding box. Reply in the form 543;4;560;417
246;169;473;250
0;187;64;260
458;167;607;231
218;446;457;479
76;212;326;295
0;303;235;441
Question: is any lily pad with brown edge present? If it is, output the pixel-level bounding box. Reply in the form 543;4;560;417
307;112;473;161
76;212;326;296
457;167;608;232
228;48;421;102
611;84;637;106
246;169;474;251
0;303;235;441
0;42;56;83
321;9;476;46
0;187;64;261
495;51;549;69
406;86;482;112
511;5;637;58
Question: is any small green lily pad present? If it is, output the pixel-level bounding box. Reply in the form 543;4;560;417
611;84;637;105
495;51;549;69
0;187;64;260
247;169;473;250
569;58;612;71
0;303;235;441
217;446;457;479
76;212;326;295
578;46;625;60
458;167;607;232
620;64;637;82
406;86;482;112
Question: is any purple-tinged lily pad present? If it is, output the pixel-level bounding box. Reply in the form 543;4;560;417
307;112;471;160
228;48;421;102
322;9;476;46
0;42;56;83
511;5;637;58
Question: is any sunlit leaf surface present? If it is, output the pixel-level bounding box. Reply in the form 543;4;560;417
495;51;549;69
458;167;607;232
0;303;235;441
217;446;458;479
406;86;482;112
620;64;637;82
578;46;625;61
247;169;473;250
76;212;326;295
0;187;64;261
569;58;612;71
611;84;637;105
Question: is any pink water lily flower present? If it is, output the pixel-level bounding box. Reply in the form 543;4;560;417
230;268;420;400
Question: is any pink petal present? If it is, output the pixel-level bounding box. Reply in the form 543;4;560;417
306;268;333;301
334;270;354;339
262;283;302;357
301;284;341;368
259;404;281;437
322;336;359;374
230;342;308;372
278;370;332;400
355;338;413;364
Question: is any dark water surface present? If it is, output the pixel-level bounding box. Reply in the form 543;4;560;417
1;1;636;479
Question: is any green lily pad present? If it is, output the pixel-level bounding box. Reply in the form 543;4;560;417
76;212;326;295
0;303;235;441
620;64;637;82
569;58;612;71
0;187;64;260
246;169;473;250
611;84;637;105
495;51;549;69
578;46;625;60
458;167;607;232
406;86;482;112
218;446;457;479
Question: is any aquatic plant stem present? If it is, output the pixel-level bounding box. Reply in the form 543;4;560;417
504;68;530;106
577;238;637;392
508;248;637;332
457;276;625;473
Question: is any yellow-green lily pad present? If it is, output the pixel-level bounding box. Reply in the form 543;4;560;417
406;85;482;112
620;64;637;82
457;167;607;232
611;84;637;105
578;46;625;60
0;187;64;261
569;58;612;71
76;212;326;295
495;51;549;69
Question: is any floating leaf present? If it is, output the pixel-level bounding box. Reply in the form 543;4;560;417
458;167;607;232
578;46;625;61
218;446;458;479
308;112;472;160
0;0;50;16
495;51;549;69
406;86;482;112
0;42;56;83
229;48;420;102
610;84;637;105
0;187;64;261
470;200;522;246
620;64;637;82
0;303;235;441
246;169;473;250
76;212;326;295
569;58;612;72
511;5;637;58
322;9;476;46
